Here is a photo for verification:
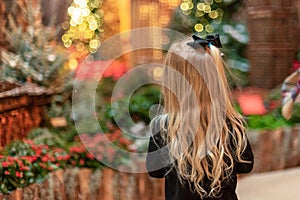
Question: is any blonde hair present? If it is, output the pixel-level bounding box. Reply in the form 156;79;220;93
158;37;248;198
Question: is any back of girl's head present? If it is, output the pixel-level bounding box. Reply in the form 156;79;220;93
162;37;230;131
158;36;247;198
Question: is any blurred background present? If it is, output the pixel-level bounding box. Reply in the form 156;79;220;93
0;0;300;199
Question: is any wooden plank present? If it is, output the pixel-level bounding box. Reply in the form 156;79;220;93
78;168;92;200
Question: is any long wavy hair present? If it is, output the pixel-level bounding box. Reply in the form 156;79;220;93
158;37;248;198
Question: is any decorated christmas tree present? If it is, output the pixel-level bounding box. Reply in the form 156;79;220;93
62;0;104;54
0;0;69;93
169;0;249;86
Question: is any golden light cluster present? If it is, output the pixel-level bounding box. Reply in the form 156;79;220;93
62;0;104;54
180;0;224;34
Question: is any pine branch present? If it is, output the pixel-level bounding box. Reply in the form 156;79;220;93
0;0;70;94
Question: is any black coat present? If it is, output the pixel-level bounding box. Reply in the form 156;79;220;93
146;117;254;200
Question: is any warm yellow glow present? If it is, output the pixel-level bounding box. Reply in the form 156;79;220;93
89;21;98;30
180;2;189;11
64;40;72;48
203;5;211;13
82;8;90;16
183;10;192;15
169;0;181;7
153;66;163;79
196;10;204;17
188;2;194;9
205;24;214;33
76;43;85;51
194;23;204;32
78;22;87;31
153;50;163;60
70;20;77;27
87;15;96;23
62;34;69;42
104;12;114;23
160;0;168;3
63;0;103;53
197;3;204;11
68;59;78;70
159;15;170;25
90;0;100;8
89;39;100;49
89;47;97;53
139;5;149;13
190;1;225;34
74;0;87;8
84;30;94;39
208;10;218;19
68;6;75;15
62;22;69;30
119;1;131;32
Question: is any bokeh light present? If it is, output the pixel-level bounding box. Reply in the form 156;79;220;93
62;0;103;54
180;0;225;34
194;23;204;32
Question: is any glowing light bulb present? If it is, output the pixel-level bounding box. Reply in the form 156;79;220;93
183;10;192;15
64;40;72;48
197;3;204;11
180;2;189;11
203;5;211;13
82;8;90;16
209;10;218;19
89;39;100;49
68;59;78;70
75;0;87;8
194;23;204;32
89;21;98;30
91;0;100;8
196;10;204;17
70;20;77;27
188;2;194;9
78;22;87;31
68;6;75;15
87;15;96;23
63;0;103;53
76;43;85;52
205;25;214;33
62;34;69;42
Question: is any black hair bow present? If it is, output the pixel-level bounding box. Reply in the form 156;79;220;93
187;34;222;49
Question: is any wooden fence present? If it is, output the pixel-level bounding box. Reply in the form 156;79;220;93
248;126;300;172
0;168;165;200
1;125;300;199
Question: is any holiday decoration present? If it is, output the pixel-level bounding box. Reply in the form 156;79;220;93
62;0;104;54
170;0;249;80
178;0;242;35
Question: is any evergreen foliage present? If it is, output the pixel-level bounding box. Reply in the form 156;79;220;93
0;0;70;93
168;0;249;85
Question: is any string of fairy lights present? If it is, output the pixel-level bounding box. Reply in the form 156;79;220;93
180;0;224;34
62;0;104;54
61;0;225;66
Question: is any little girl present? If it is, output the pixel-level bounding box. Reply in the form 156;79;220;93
146;34;254;200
